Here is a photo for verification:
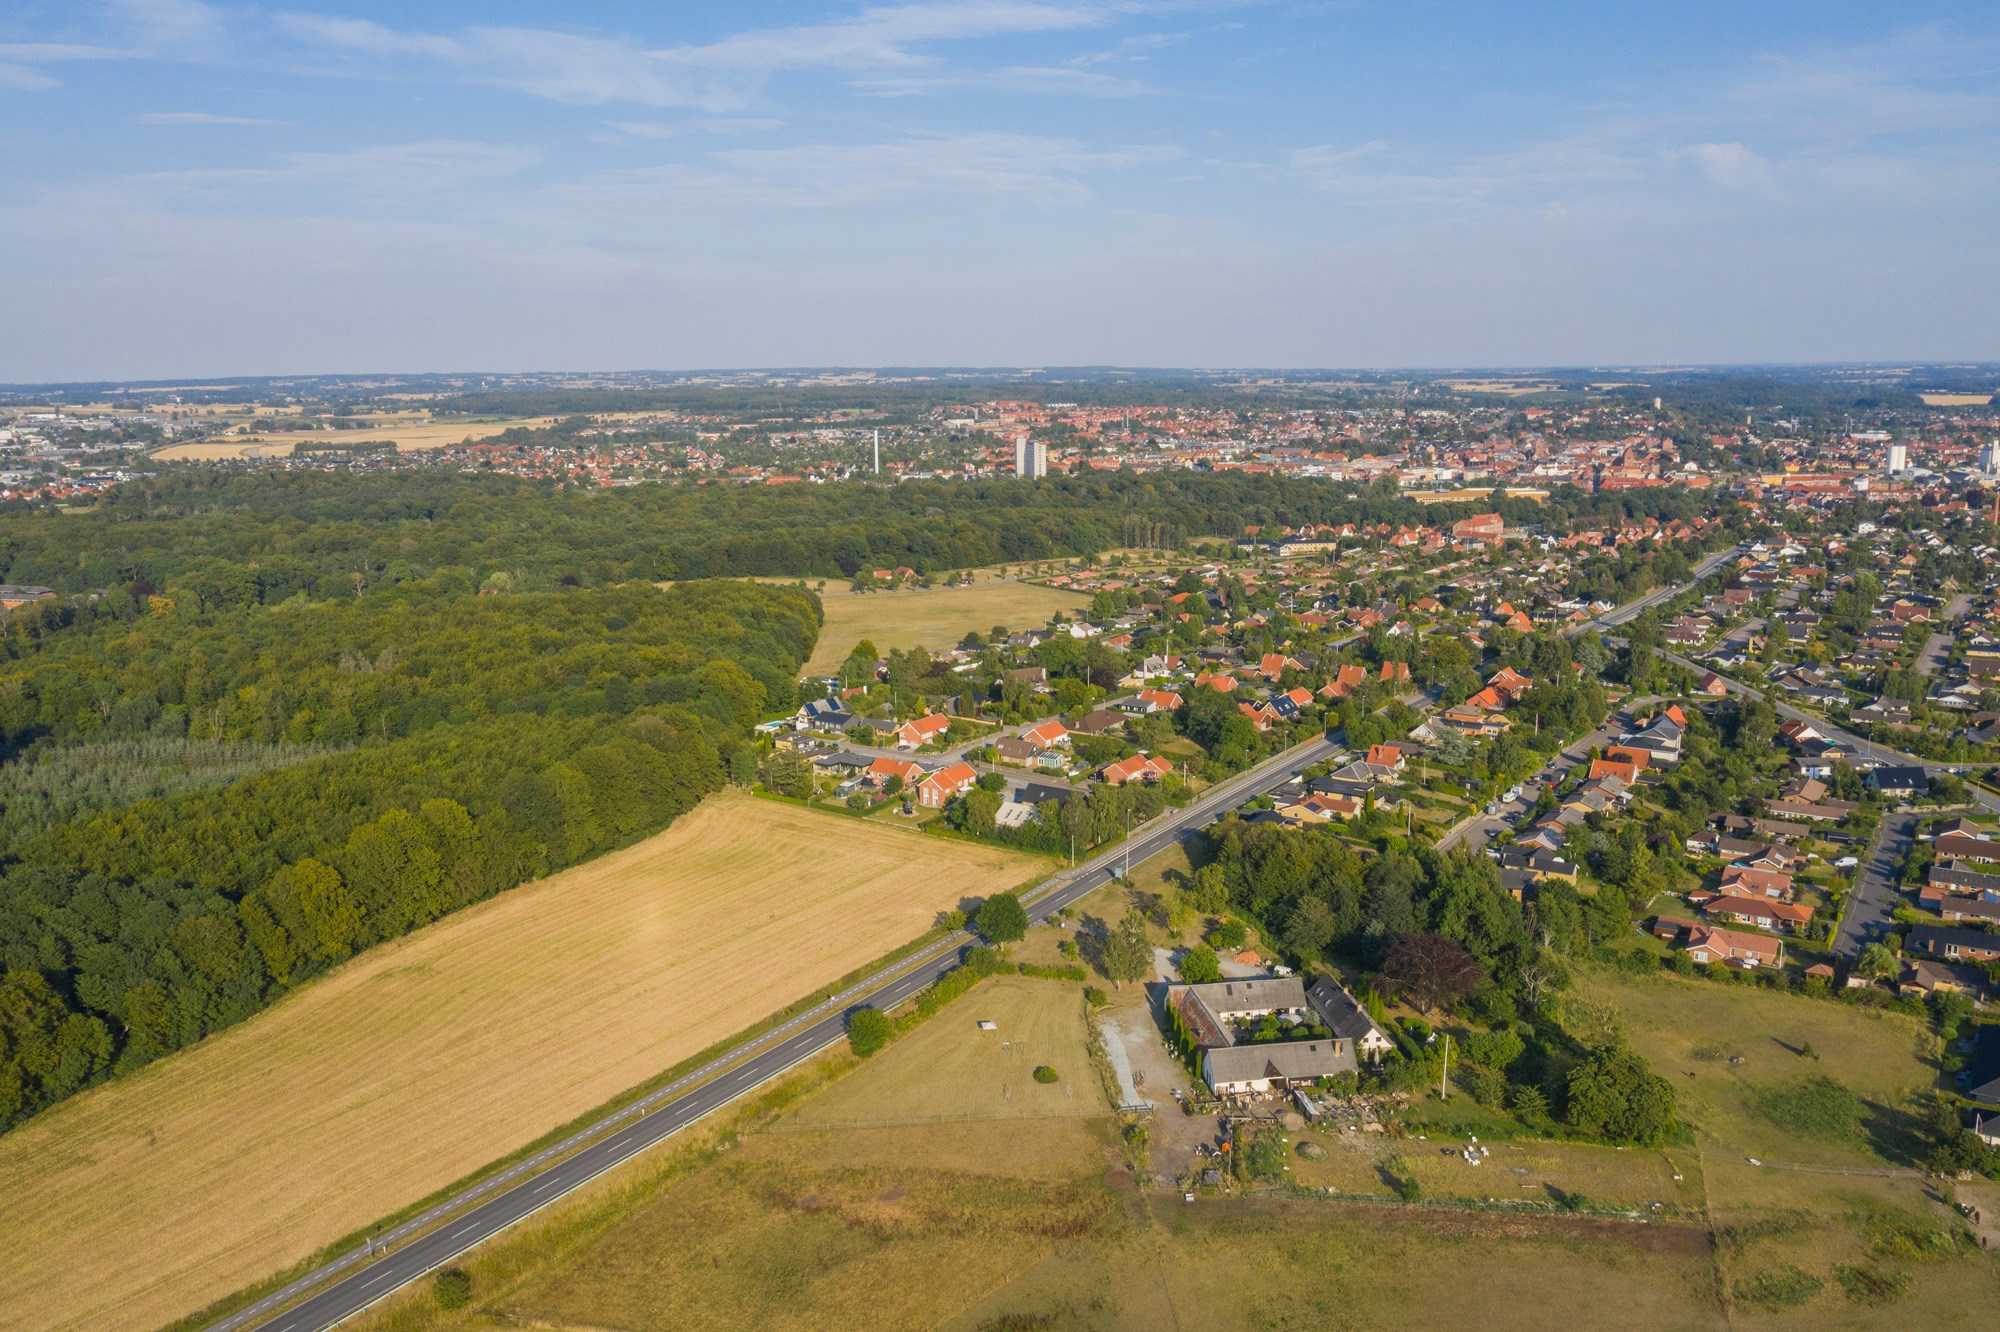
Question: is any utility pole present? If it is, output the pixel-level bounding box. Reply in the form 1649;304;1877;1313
1122;803;1131;880
873;429;880;475
1440;1032;1452;1101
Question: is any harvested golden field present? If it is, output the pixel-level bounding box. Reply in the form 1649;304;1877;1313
1918;392;1993;406
152;415;553;459
0;793;1037;1331
803;578;1089;674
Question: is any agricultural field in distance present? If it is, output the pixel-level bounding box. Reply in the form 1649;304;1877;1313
1918;392;1994;406
151;413;554;459
0;793;1036;1331
800;576;1090;675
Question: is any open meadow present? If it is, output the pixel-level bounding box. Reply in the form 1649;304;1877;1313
151;414;554;459
802;577;1089;674
787;974;1099;1129
0;793;1037;1331
1580;970;1998;1322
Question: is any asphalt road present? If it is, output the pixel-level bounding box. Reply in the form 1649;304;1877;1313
1835;808;1917;958
226;732;1340;1332
1575;543;1745;635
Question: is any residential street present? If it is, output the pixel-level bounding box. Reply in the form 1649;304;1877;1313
1835;809;1917;958
1434;708;1638;852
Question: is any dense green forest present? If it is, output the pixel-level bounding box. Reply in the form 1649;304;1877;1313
0;468;1714;599
0;574;816;1130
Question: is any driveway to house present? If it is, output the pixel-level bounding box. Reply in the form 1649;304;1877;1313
1835;809;1917;959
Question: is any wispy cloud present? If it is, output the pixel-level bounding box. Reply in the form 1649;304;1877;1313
0;41;141;91
111;0;226;48
855;63;1148;97
559;131;1180;213
140;110;292;127
1679;141;1774;192
272;2;1132;108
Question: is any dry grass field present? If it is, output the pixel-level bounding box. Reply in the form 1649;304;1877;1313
785;975;1099;1129
1918;392;1993;407
152;414;553;460
803;578;1089;674
0;793;1036;1331
1576;970;1936;1173
1577;971;1997;1324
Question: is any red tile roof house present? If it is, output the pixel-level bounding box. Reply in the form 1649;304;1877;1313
1194;671;1239;694
1237;701;1277;732
1319;663;1369;700
1365;743;1406;772
893;713;953;749
864;756;925;790
1681;924;1783;968
1699;894;1814;934
1102;753;1173;786
917;761;979;808
1020;719;1071;749
1720;865;1795;900
1258;652;1304;681
1135;688;1184;713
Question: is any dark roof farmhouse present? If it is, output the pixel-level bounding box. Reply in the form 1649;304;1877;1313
1168;975;1391;1095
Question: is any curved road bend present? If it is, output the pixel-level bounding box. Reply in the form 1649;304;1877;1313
227;733;1340;1332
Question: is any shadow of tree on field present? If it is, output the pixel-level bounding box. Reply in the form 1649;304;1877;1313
1076;913;1111;978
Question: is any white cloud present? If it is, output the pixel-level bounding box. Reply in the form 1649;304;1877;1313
603;120;678;141
656;1;1112;73
855;63;1147;97
0;43;140;61
272;3;1129;108
1681;141;1773;191
0;63;58;91
141;111;292;126
111;0;225;47
695;117;786;134
555;131;1179;215
0;40;141;90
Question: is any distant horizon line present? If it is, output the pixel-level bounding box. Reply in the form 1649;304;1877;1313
7;359;2000;393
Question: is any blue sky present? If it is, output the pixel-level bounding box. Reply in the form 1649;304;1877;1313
3;0;1998;379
